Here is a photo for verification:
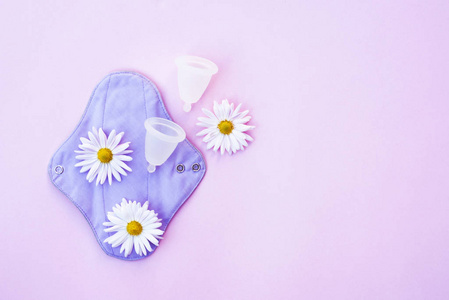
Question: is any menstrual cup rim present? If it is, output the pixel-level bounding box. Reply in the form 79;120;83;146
144;117;186;144
175;55;218;75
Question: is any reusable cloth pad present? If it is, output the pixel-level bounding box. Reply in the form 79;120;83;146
48;72;206;261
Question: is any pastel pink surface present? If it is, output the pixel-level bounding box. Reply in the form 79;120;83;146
1;1;449;299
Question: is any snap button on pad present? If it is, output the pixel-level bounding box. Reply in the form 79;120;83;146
192;163;201;172
54;165;64;174
176;164;185;173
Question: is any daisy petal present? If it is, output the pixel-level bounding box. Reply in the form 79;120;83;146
134;236;141;256
75;159;97;167
74;150;88;154
86;160;101;181
112;143;130;154
110;160;127;176
110;132;124;150
238;110;250;119
224;135;231;154
146;222;163;229
106;129;116;148
107;164;112;185
141;236;153;253
80;165;91;173
149;229;164;236
104;224;126;232
117;149;133;155
230;103;242;119
125;237;134;257
143;231;160;246
202;108;218;121
114;155;132;161
111;167;122;182
197;117;218;126
213;134;224;151
87;131;101;148
111;231;128;248
76;154;97;160
79;143;99;152
223;99;231;119
196;122;214;128
206;139;216;150
229;133;239;153
96;164;105;185
98;128;108;148
196;127;216;137
91;127;99;139
213;101;223;119
203;130;219;143
244;133;254;142
114;159;132;172
107;214;126;225
233;131;247;146
139;237;148;256
80;137;95;147
233;116;251;124
234;124;255;132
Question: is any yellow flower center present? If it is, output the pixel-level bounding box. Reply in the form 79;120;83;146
126;221;143;236
218;120;234;135
97;148;113;163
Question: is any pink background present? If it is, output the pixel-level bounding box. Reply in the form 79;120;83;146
1;1;449;299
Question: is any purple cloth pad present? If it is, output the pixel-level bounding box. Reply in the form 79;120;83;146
48;71;206;261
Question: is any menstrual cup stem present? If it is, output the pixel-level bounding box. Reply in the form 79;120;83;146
183;103;192;112
147;164;156;173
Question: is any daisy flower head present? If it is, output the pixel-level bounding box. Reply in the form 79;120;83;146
75;127;132;185
196;99;255;155
103;199;164;258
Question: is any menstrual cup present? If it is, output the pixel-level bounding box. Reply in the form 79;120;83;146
144;117;186;173
175;55;218;112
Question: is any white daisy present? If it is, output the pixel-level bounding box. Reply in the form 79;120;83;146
196;99;255;155
74;127;133;185
103;198;164;257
